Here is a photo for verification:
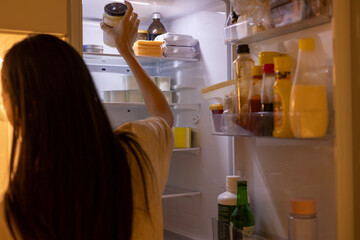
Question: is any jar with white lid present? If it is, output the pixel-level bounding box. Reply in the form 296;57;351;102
103;2;127;47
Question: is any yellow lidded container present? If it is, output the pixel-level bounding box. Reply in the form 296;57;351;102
258;51;280;66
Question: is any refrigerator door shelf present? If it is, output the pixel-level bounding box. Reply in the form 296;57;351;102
210;113;334;141
212;218;285;240
162;186;201;199
225;14;331;45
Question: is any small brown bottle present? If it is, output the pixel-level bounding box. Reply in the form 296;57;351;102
147;12;166;41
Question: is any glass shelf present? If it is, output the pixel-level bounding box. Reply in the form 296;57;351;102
83;53;199;73
102;102;200;109
162;186;201;199
224;15;331;45
210;113;333;141
172;147;200;153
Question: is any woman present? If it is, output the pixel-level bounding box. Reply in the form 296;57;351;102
0;1;173;239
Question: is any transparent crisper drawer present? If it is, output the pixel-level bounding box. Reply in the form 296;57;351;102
224;0;332;44
211;218;268;240
210;112;333;139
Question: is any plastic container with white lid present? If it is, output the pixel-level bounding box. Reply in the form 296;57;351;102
103;2;127;47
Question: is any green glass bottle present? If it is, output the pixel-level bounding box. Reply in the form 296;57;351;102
230;180;255;239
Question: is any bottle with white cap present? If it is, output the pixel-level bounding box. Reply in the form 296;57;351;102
288;198;318;240
217;175;240;240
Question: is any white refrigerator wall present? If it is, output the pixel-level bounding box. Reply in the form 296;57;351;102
162;2;229;239
234;23;336;240
83;2;230;239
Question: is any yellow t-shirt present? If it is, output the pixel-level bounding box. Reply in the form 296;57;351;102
0;116;173;240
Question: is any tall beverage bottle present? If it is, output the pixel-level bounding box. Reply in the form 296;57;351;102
147;12;166;40
233;44;254;128
217;176;240;240
230;180;255;239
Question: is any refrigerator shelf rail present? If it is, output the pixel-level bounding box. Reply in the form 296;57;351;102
172;147;201;153
211;218;280;240
162;186;201;199
224;15;331;45
83;53;199;74
102;102;201;110
209;113;334;141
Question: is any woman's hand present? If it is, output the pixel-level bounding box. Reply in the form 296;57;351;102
100;1;140;56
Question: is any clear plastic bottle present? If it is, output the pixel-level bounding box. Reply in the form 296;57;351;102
233;44;254;128
217;176;240;240
289;198;318;240
147;13;167;41
289;38;328;138
103;2;127;47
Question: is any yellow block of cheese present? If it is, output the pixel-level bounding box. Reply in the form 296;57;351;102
172;127;191;148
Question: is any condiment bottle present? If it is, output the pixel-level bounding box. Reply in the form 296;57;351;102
218;176;240;240
210;104;224;132
247;65;263;135
230;180;255;239
233;44;254;128
289;38;328;138
103;2;127;47
259;51;280;136
273;56;293;138
147;13;167;41
288;198;318;240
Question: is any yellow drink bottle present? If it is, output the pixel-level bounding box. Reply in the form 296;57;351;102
273;56;293;138
289;38;328;138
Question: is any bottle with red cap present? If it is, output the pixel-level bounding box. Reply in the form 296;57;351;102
288;198;318;240
258;51;280;136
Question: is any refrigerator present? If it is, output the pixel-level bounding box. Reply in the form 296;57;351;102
1;0;360;239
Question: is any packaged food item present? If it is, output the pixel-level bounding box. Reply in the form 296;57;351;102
233;44;254;128
103;2;127;47
271;0;312;27
137;30;148;41
273;56;293;138
289;198;318;240
155;76;171;91
172;127;191;148
231;0;271;32
247;65;263;135
124;75;139;90
147;13;167;41
83;44;103;54
217;176;240;240
289;38;328;138
210;104;224;132
110;90;126;103
133;40;163;57
127;90;142;103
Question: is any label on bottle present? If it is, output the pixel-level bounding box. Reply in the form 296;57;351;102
273;92;283;127
243;226;255;237
218;204;236;240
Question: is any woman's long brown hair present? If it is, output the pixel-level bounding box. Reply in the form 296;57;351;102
1;34;152;239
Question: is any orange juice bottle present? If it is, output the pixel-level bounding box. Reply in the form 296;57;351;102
273;56;293;138
289;38;328;138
